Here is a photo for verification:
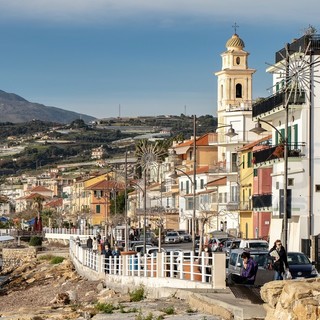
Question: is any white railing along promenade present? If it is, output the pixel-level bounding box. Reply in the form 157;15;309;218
1;228;226;289
69;239;226;289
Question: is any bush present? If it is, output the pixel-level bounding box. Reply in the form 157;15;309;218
29;236;42;246
129;286;145;302
50;256;65;264
95;302;116;314
161;306;175;315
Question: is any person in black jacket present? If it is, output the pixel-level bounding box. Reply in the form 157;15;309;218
269;239;289;280
104;244;113;274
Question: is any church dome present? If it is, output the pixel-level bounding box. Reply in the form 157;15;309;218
226;34;245;49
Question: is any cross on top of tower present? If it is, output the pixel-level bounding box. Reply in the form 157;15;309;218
232;22;239;34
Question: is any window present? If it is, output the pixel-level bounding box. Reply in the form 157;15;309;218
288;178;294;186
200;179;204;189
94;190;102;198
229;252;238;267
315;185;320;192
242;155;245;168
186;180;190;194
180;181;184;191
236;83;242;98
247;152;253;168
96;204;101;214
236;57;240;65
293;124;298;149
186;197;194;210
231;185;238;202
253;169;258;177
231;153;238;172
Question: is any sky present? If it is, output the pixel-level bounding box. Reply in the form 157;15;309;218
0;1;319;120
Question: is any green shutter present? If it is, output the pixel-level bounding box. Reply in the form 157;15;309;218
294;124;298;149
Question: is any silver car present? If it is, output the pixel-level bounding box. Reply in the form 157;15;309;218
165;231;180;244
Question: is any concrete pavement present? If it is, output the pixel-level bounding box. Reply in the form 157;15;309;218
186;288;266;320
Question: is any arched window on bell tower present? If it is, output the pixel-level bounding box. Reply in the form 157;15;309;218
236;83;242;98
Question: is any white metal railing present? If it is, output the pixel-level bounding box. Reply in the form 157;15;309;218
69;239;226;289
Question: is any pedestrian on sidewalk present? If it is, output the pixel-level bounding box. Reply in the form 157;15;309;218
86;236;93;250
269;239;289;280
104;244;113;274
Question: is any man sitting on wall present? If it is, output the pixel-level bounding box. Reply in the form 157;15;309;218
228;251;258;285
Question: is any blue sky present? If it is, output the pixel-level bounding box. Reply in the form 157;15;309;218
0;1;318;119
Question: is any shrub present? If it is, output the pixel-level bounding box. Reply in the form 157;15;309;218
29;236;42;246
38;254;54;261
129;286;145;302
161;306;175;315
95;302;116;314
50;256;65;264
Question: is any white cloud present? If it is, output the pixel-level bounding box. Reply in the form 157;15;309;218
0;0;319;26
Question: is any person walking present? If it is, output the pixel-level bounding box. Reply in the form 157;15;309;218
203;245;212;282
86;236;93;250
112;246;121;274
269;239;289;280
104;244;113;274
228;251;258;285
92;237;98;253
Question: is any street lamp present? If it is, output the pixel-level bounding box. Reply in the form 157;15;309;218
215;123;238;138
250;118;289;250
170;167;197;253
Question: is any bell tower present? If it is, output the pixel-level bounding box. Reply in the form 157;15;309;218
215;33;255;114
214;33;256;163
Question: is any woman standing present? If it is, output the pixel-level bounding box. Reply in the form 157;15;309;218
269;239;289;280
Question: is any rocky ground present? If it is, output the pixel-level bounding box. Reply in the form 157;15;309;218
0;244;221;320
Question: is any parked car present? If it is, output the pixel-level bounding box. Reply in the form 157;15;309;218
227;248;273;286
227;249;319;286
164;231;181;244
139;232;158;246
223;239;241;257
177;230;192;242
287;252;319;279
239;239;269;250
208;237;230;252
132;244;153;255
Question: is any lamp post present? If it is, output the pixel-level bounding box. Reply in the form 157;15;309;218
250;117;288;250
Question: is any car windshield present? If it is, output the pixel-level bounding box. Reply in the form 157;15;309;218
167;232;178;236
249;243;269;249
287;253;311;265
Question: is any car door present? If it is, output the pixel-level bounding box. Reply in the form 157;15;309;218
252;253;274;285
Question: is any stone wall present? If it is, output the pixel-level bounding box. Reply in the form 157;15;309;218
260;278;320;320
2;246;37;269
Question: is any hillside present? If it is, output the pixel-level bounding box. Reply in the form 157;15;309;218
0;90;96;124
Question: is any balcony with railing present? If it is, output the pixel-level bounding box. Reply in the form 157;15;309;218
226;202;239;211
239;201;252;211
253;144;305;166
252;91;306;119
252;194;272;209
222;100;252;112
275;34;320;63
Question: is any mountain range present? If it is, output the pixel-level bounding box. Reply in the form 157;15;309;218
0;90;96;123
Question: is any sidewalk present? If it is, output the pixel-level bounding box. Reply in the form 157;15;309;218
184;287;266;320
